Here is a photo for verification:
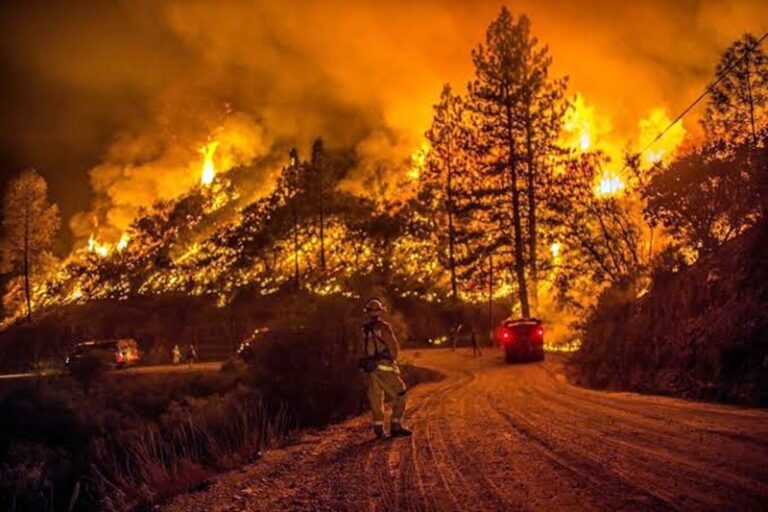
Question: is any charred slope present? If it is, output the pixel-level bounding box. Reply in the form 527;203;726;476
573;226;768;405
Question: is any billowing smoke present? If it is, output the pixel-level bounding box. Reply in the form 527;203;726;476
0;0;766;245
69;107;273;241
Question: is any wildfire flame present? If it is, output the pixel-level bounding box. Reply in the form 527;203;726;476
638;109;686;167
408;141;429;181
88;235;109;257
595;171;625;196
563;94;601;153
200;141;219;186
116;233;130;251
550;242;561;261
87;232;130;257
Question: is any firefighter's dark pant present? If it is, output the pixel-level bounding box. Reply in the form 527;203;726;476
366;364;407;427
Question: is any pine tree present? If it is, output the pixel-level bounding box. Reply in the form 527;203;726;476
467;8;563;317
1;169;60;322
311;138;328;273
704;33;768;148
519;31;567;311
423;84;468;300
288;148;302;289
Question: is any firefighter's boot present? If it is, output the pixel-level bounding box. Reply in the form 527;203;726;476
373;425;385;439
390;423;412;437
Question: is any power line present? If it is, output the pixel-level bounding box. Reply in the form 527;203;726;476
637;30;768;158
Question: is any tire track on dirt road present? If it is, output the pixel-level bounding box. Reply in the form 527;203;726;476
165;349;768;512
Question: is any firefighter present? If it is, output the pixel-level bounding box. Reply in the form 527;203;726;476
361;298;412;439
186;343;197;366
172;344;182;365
471;328;482;356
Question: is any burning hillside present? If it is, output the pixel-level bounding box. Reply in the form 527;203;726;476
2;90;688;330
0;4;764;355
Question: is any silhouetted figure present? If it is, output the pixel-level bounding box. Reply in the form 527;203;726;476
471;329;482;356
451;323;463;351
186;344;197;366
172;344;182;365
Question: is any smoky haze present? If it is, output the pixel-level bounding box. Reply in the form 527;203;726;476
0;0;766;246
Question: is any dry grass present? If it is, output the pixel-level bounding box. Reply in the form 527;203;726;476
89;396;291;511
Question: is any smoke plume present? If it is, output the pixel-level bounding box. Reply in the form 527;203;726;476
0;0;766;244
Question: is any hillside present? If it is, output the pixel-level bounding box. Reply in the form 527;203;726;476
572;226;768;405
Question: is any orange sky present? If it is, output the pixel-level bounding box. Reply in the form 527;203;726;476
0;0;766;242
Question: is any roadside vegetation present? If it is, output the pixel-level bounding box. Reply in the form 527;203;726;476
0;294;446;511
571;34;768;404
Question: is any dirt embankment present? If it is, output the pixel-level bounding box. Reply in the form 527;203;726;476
573;227;768;405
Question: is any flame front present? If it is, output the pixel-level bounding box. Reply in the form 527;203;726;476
88;235;109;257
200;141;219;186
550;242;561;261
596;171;625;196
408;141;429;181
638;109;686;167
563;94;600;153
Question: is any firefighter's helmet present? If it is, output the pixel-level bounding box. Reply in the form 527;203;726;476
364;298;386;314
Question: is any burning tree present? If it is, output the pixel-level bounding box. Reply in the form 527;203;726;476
547;154;644;295
422;85;470;300
465;8;567;316
2;7;747;348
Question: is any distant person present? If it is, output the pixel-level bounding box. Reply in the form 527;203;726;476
186;344;198;366
451;323;463;351
471;329;482;357
359;298;412;439
172;344;182;365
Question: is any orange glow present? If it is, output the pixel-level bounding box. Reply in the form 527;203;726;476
116;233;130;251
638;109;686;167
88;235;110;257
595;171;625;196
200;141;219;186
550;242;561;261
562;94;605;153
408;141;429;181
87;232;130;257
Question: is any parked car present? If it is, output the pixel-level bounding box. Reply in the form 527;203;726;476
237;327;270;364
498;318;545;363
65;339;141;370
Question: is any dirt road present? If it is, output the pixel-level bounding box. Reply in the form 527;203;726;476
166;349;768;511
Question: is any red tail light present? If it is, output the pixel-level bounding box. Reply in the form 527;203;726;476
499;329;512;343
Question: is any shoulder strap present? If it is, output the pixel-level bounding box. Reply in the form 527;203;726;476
363;320;384;357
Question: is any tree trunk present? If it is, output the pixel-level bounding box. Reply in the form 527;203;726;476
525;109;538;313
23;201;32;323
745;53;758;148
23;244;32;323
318;167;327;273
488;254;494;345
292;201;300;289
446;164;458;300
505;102;530;318
319;195;326;273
